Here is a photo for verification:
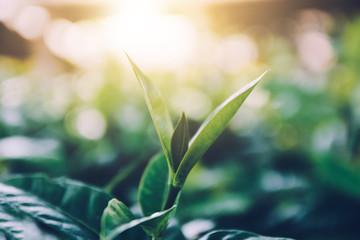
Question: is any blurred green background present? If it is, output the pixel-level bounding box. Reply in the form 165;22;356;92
1;0;360;239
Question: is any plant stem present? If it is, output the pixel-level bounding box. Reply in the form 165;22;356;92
164;184;181;210
104;153;149;193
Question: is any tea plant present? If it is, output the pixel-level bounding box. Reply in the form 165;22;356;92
99;55;291;240
0;55;293;240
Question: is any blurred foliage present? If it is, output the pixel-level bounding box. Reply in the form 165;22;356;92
1;3;360;240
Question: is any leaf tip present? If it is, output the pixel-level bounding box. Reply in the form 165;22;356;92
253;70;269;86
123;51;137;69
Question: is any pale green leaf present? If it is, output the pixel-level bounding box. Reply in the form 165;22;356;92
171;112;190;172
199;229;294;240
174;72;267;187
138;152;169;216
125;53;174;171
101;199;176;240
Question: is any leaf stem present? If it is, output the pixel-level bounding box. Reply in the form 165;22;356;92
164;184;181;210
104;153;148;193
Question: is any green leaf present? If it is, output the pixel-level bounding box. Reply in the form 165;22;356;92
138;152;170;216
0;203;58;239
162;223;187;240
100;199;136;238
177;193;251;219
199;229;294;240
101;198;176;240
1;174;113;239
174;72;267;188
315;154;360;199
125;53;174;172
171;112;190;172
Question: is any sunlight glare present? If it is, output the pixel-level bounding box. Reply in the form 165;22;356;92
0;136;59;159
0;77;29;108
76;108;107;140
12;5;50;40
0;0;20;21
216;35;258;73
102;4;197;70
170;88;212;120
44;19;104;68
297;31;334;72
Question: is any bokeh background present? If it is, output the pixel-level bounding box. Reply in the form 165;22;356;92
1;0;360;239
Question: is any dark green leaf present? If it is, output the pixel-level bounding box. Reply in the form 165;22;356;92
138;152;169;216
1;174;113;239
125;53;174;172
0;183;92;239
163;223;187;240
315;154;360;199
171;112;190;172
0;203;58;240
101;198;175;240
199;229;294;240
174;72;267;187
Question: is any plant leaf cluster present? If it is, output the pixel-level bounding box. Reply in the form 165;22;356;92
110;54;276;240
126;53;266;189
0;55;294;240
